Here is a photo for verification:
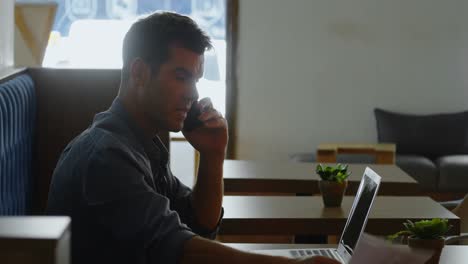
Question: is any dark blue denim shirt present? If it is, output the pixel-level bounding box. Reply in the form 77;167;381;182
46;98;221;264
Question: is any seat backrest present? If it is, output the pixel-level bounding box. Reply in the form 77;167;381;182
0;73;36;215
0;68;170;214
28;68;169;213
29;68;121;213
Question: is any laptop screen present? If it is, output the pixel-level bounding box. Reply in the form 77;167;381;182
340;169;380;254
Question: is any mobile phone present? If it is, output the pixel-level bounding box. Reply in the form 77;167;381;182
183;102;204;131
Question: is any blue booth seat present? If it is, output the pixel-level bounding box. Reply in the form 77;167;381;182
0;74;36;215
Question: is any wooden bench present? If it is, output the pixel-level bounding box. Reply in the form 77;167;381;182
316;143;396;164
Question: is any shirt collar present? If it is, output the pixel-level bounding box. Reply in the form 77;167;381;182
108;98;168;165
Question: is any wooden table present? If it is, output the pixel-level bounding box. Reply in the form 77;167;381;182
226;243;468;264
223;160;421;195
220;196;460;236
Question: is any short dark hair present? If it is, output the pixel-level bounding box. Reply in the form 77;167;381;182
121;12;212;81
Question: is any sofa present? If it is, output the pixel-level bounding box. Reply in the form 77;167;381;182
0;67;171;215
290;108;468;194
375;108;468;192
0;72;35;214
0;68;121;214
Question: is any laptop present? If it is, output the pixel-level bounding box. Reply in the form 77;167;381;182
252;167;382;264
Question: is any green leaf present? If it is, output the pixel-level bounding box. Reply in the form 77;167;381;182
316;163;351;182
316;164;323;174
389;218;452;240
387;230;412;241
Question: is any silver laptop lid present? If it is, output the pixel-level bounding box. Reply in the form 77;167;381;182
336;167;381;263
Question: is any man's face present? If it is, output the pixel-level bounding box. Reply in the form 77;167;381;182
141;45;204;132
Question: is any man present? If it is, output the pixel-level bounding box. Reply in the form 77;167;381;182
47;12;338;264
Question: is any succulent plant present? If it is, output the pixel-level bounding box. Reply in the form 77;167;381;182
316;164;351;183
388;218;452;241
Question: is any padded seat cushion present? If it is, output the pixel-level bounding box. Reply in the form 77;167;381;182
437;155;468;191
396;155;438;190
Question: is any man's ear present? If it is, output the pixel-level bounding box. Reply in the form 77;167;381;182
129;57;151;89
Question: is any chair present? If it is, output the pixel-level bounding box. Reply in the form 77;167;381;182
442;194;468;245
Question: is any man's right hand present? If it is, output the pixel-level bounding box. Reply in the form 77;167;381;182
295;256;342;264
181;236;343;264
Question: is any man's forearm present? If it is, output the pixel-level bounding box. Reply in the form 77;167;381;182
192;152;224;230
180;236;297;264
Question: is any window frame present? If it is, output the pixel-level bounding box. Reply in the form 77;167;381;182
225;0;238;159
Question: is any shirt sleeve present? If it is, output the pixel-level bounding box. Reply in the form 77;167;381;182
83;146;196;264
164;164;224;240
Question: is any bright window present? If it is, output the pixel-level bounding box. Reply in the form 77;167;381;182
38;0;227;115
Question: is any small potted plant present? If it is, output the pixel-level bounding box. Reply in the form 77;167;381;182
388;218;452;264
316;164;351;207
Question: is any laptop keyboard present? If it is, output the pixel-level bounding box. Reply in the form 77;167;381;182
290;249;342;261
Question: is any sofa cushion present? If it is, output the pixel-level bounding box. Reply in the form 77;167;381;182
375;108;468;159
396;155;438;190
436;155;468;191
0;73;35;215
